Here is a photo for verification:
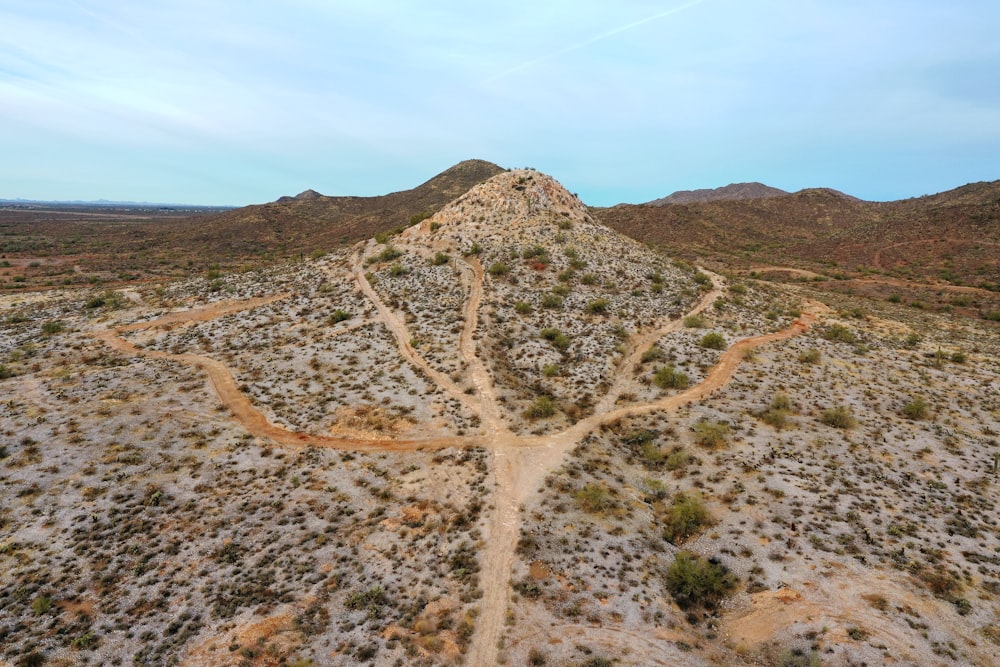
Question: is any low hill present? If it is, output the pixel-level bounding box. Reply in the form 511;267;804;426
598;180;1000;290
159;158;506;257
648;181;788;205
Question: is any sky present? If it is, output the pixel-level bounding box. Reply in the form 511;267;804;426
2;1;999;206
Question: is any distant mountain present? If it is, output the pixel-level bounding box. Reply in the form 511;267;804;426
596;180;1000;287
648;182;788;205
0;197;230;209
164;159;506;257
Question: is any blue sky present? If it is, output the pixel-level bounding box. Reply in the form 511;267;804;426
2;1;999;205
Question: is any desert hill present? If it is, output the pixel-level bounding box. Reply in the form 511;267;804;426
597;179;1000;294
159;158;506;256
0;159;505;289
2;167;998;667
648;181;788;205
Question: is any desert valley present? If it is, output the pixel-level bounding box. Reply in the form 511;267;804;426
1;164;999;667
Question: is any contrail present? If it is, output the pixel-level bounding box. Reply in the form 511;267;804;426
483;0;708;83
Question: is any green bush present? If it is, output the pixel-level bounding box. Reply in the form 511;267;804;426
329;309;352;324
586;298;610;315
487;262;509;276
653;364;690;390
699;332;726;350
541;293;563;309
693;420;729;448
0;364;15;380
514;301;532;315
540;328;571;350
522;245;549;260
388;262;409;276
463;242;482;256
581;273;598;285
683;314;706;328
662;493;713;544
542;363;560;377
41;320;65;335
664;551;737;609
524;396;556;419
376;245;402;262
822;323;858;344
431;251;450;266
820;405;856;429
903;397;929;420
798;348;821;364
984;311;1000;321
641;346;665;363
758;393;792;429
775;647;821;667
574;483;615;514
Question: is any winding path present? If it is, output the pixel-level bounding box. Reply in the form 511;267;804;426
94;251;823;666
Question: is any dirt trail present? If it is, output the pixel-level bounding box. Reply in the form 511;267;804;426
96;304;470;452
458;257;510;438
464;301;824;667
593;271;723;416
749;264;999;296
94;254;823;667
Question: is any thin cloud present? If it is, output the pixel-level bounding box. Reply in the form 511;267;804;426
483;0;708;84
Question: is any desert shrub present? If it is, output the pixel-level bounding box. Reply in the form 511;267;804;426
31;596;52;614
662;493;712;544
693;420;729;448
641;346;665;363
409;210;431;225
822;323;857;344
329;309;352;324
699;332;726;349
551;284;571;296
558;269;575;282
41;320;65;335
431;251;450;266
758;393;792;429
653;365;690;390
775;647;822;667
683;314;706;328
903;397;929;420
464;242;482;256
524;396;556;419
820;406;856;429
528;647;548;665
797;348;821;364
514;301;532;315
693;272;712;287
586;298;610;315
376;245;402;262
522;245;549;260
388;262;409;276
542;363;560;377
541;293;564;309
664;551;737;609
983;310;1000;321
665;447;693;471
488;262;510;276
345;585;387;611
581;272;598;285
540;328;571;350
574;483;615;514
0;364;15;380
